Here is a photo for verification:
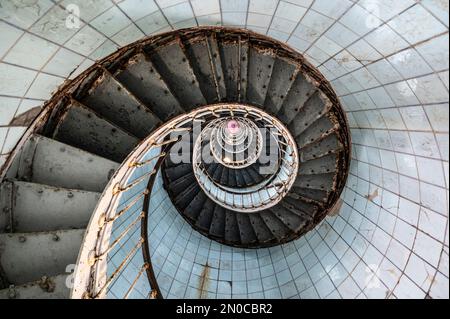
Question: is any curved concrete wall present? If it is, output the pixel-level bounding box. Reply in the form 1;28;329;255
0;0;448;298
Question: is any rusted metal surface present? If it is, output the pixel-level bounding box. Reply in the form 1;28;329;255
52;101;139;163
0;181;100;232
80;69;161;139
0;274;70;299
17;135;119;193
0;229;85;285
114;53;184;121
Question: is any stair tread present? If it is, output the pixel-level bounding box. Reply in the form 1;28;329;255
263;58;298;115
0;181;99;233
247;214;275;244
276;73;317;125
148;39;206;111
0;274;70;299
209;204;226;238
224;210;241;244
53;102;139;163
115;53;184;121
270;205;310;233
80;69;161;138
184;191;208;221
259;211;291;241
184;37;221;104
218;37;240;102
246;46;275;107
298;153;337;175
195;200;215;232
17;134;118;193
295;116;336;148
288;91;331;137
235;213;257;245
0;229;85;285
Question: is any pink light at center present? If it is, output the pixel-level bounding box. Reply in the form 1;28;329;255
226;119;240;134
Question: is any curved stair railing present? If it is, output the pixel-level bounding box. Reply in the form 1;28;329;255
192;106;299;212
71;103;298;299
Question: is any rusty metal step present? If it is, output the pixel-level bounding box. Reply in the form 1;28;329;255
0;274;70;299
53;102;139;163
0;229;85;285
147;39;207;111
114;53;184;122
0;181;100;233
78;69;161;138
14;134;118;193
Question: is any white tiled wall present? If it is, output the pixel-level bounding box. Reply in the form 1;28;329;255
0;0;448;299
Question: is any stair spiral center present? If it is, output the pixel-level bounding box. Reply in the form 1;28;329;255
192;105;299;213
210;116;263;168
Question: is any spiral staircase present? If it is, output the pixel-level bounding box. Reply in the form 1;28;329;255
0;27;350;299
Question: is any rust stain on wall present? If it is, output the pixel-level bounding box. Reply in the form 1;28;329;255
328;198;343;216
198;263;210;299
365;189;379;202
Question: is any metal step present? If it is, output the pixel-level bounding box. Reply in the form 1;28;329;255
209;204;225;239
148;39;206;111
195;200;215;232
115;53;184;121
218;37;240;102
16;135;118;192
0;181;100;232
248;213;275;244
183;191;208;222
235;213;257;245
295;116;336;148
270;205;310;233
259;211;291;241
184;37;221;104
298;153;337;175
224;210;240;244
53;102;139;163
79;69;161;139
288;91;331;137
263;58;298;115
276;73;317;125
0;229;85;285
168;173;196;195
246;46;275;107
0;274;70;299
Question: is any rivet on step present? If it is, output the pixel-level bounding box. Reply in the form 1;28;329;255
67;192;74;198
18;235;26;243
52;234;60;241
60;147;66;152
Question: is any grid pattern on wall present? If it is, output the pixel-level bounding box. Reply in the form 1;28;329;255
0;0;448;299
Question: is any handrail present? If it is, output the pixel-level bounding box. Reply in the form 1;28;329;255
70;103;299;299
